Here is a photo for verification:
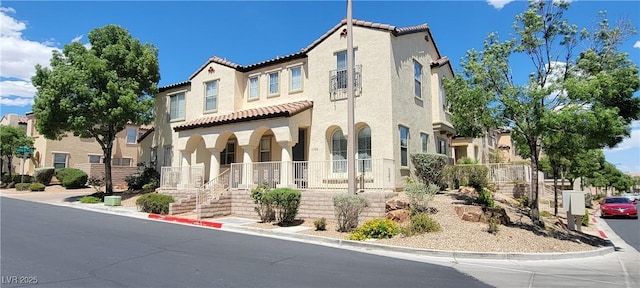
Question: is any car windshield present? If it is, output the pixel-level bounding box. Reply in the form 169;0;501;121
604;198;632;204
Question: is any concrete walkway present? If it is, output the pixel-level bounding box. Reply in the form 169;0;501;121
2;188;638;288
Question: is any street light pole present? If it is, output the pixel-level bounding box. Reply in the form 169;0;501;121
346;0;356;194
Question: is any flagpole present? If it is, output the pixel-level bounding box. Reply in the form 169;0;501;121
346;0;356;194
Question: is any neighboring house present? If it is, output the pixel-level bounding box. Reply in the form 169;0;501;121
450;131;499;164
23;112;149;187
1;114;29;175
141;19;456;194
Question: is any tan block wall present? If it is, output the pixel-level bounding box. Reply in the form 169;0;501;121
231;189;396;223
199;194;232;218
75;163;139;188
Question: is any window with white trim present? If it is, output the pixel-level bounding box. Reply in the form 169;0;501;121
248;77;259;99
126;127;137;144
336;50;356;89
414;60;422;98
205;80;218;111
290;66;302;91
421;133;429;153
88;154;102;164
112;157;132;166
163;145;172;166
53;153;68;168
169;92;185;121
332;130;347;173
268;72;279;95
221;141;235;165
399;126;409;167
357;126;371;172
259;137;271;162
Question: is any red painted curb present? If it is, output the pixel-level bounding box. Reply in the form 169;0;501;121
148;214;223;229
598;230;607;238
592;217;597;223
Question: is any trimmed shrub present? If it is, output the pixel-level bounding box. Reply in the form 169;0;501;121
28;182;46;191
444;165;489;191
402;213;441;236
61;168;88;189
136;193;174;215
80;195;101;203
268;188;301;225
55;168;70;183
12;174;33;184
333;193;369;232
314;217;327;231
404;182;439;215
142;183;157;193
34;167;55;186
15;183;30;191
411;153;448;186
349;218;400;241
125;162;160;191
1;173;11;183
250;182;275;223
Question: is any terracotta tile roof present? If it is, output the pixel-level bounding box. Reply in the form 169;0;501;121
174;100;313;132
17;116;28;123
137;127;154;143
430;56;450;68
159;81;190;92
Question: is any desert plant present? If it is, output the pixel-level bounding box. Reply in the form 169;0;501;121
268;188;301;225
33;167;55;185
516;196;531;208
15;183;30;191
125;162;160;191
142;182;157;193
136;193;174;215
250;182;275;223
539;211;553;218
313;217;327;231
87;176;105;192
28;182;46;191
457;157;478;165
411;153;448;186
80;195;102;203
404;182;439;215
476;188;495;208
349;218;400;241
488;215;500;234
333;193;369;232
402;213;442;236
61;168;88;189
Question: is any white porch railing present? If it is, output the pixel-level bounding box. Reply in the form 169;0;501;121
487;163;531;183
229;158;395;191
160;166;205;188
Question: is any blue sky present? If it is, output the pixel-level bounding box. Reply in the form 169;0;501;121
1;1;639;173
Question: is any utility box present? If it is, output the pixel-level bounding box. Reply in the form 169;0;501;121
104;195;122;206
562;190;586;215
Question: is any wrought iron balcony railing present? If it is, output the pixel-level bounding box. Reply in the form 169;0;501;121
329;65;362;101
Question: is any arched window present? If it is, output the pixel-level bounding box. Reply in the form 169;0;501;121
331;130;347;173
357;126;371;172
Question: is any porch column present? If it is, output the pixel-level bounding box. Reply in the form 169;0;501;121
179;150;191;188
208;148;221;181
277;141;294;188
240;145;256;188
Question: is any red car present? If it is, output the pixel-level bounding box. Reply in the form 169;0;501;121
600;197;638;219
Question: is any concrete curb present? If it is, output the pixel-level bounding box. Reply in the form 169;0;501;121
147;214;223;228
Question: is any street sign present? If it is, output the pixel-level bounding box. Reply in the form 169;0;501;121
15;145;34;155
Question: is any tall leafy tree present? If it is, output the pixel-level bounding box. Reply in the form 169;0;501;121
0;125;34;178
32;25;160;194
444;1;639;224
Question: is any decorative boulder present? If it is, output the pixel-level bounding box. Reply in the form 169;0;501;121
385;194;411;212
386;209;410;223
454;205;510;225
458;186;478;197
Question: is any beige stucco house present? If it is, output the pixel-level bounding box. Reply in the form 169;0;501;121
141;19;457;195
1;114;29;175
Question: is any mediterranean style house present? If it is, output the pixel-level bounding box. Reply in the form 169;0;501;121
140;19;458;194
1;112;149;187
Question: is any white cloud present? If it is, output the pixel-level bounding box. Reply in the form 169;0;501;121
486;0;514;9
0;6;59;107
634;41;640;49
0;96;33;107
605;120;640;152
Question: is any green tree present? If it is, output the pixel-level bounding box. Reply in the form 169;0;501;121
566;149;605;190
32;25;160;194
0;125;34;179
444;1;639;224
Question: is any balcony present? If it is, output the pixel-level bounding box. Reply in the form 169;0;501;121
329;65;362;101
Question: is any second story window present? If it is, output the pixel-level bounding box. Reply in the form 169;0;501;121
248;77;259;100
205;80;218;111
169;92;185;121
290;66;302;91
126;127;137;144
414;60;422;99
268;72;279;95
399;126;409;167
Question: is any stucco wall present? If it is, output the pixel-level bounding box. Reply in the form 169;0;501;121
75;163;139;188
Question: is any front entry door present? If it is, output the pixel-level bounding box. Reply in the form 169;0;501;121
292;129;306;188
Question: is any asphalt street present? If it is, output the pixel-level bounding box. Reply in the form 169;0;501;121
0;197;490;288
601;203;640;251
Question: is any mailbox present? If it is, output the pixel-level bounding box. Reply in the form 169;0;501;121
562;190;585;215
